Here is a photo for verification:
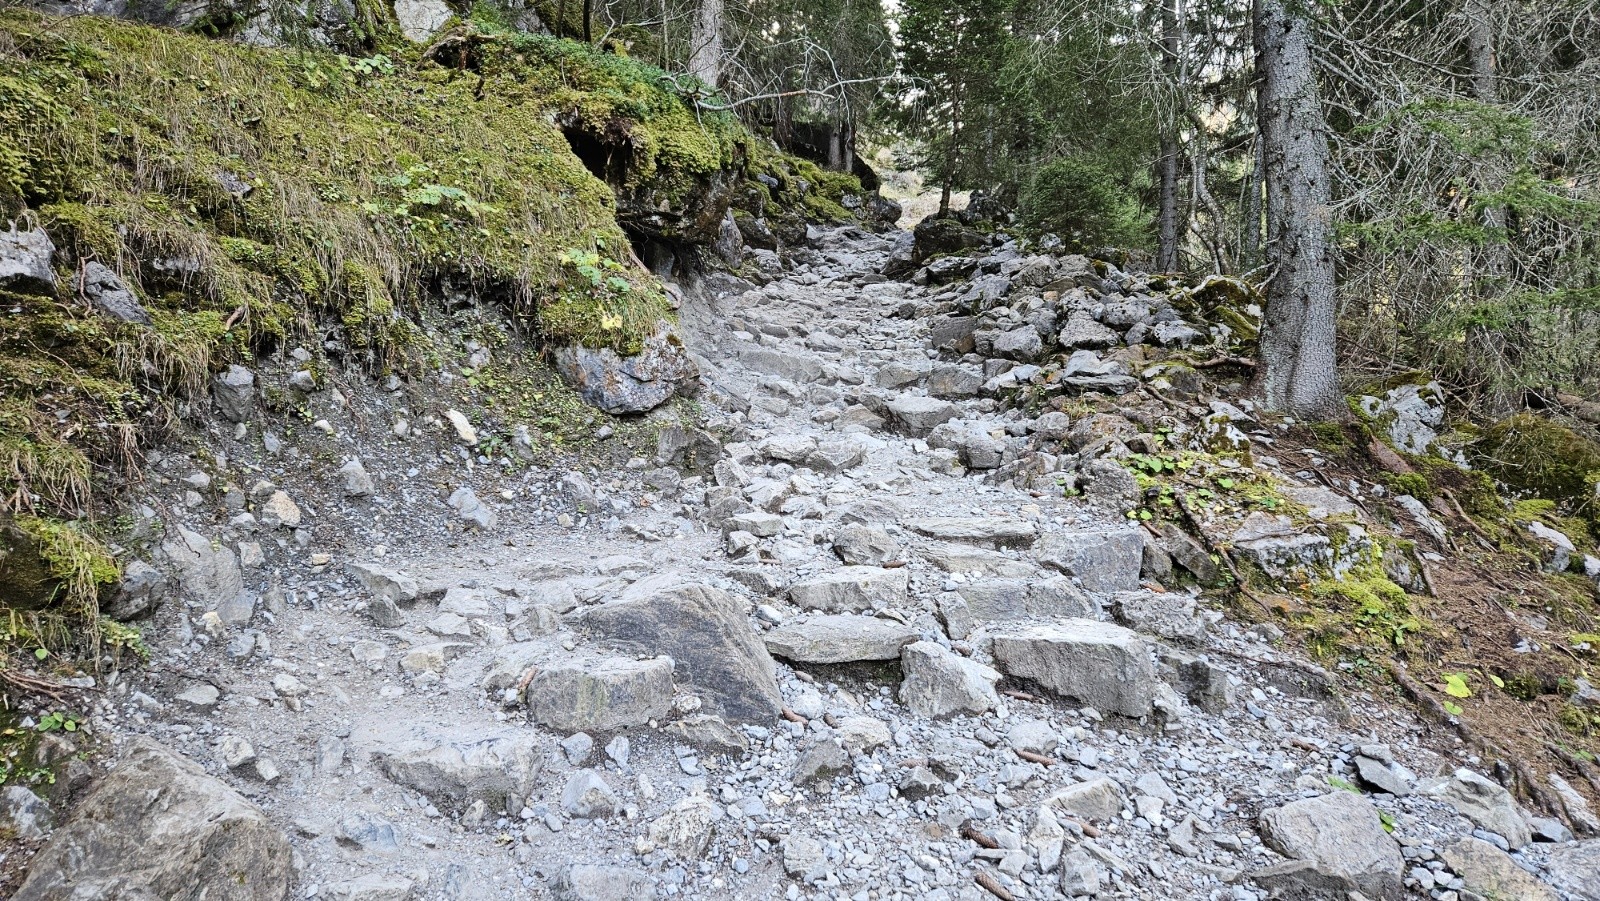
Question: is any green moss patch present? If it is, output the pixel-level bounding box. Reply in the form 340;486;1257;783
1475;413;1600;524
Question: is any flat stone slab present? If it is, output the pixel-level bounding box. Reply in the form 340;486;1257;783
905;517;1037;548
789;566;908;613
764;614;919;664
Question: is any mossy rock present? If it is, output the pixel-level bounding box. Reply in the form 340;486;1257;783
1475;413;1600;522
0;513;119;614
0;513;58;610
911;217;985;265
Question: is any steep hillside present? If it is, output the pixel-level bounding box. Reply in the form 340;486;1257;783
0;8;868;640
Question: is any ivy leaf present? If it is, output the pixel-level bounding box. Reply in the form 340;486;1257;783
1442;673;1471;698
1443;700;1464;716
1488;674;1505;689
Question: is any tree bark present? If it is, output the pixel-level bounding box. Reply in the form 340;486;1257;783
582;0;592;43
1465;0;1516;414
689;0;724;89
1156;0;1183;271
1252;0;1341;418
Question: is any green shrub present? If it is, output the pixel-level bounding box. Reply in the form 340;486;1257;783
1021;156;1148;251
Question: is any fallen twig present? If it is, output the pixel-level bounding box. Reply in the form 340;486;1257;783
0;669;71;702
1193;354;1257;369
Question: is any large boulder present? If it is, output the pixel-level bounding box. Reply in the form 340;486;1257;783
553;323;700;415
988;620;1159;717
1544;839;1600;900
527;655;676;732
911;216;986;264
1427;767;1533;849
1438;836;1557;901
886;395;960;436
579;577;780;723
1035;527;1144;592
1256;791;1404;899
899;641;999;718
15;737;292;900
372;729;546;814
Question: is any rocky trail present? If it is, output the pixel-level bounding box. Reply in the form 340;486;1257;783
5;226;1598;901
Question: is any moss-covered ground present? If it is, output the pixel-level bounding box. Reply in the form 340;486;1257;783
0;9;859;657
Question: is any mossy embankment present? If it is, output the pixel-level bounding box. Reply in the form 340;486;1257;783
0;9;861;649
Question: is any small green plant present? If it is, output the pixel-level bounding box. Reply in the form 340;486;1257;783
339;53;394;81
1441;673;1472;698
35;711;80;733
1327;775;1361;793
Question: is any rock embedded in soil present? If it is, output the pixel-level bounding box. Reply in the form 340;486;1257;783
553;323;700;415
372;729;546;813
579;577;781;723
551;863;655;900
1427;767;1533;850
0;225;57;295
14;737;292;901
1257;790;1405;899
526;655;675;732
1438;836;1558;901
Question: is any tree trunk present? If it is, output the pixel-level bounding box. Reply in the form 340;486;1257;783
557;0;568;39
582;0;592;43
1252;0;1341;418
1156;0;1182;271
1465;0;1516;414
940;82;965;218
689;0;724;88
